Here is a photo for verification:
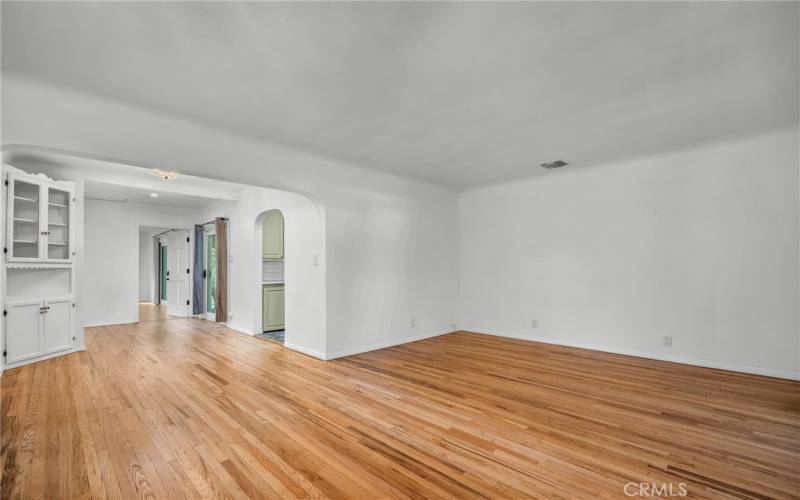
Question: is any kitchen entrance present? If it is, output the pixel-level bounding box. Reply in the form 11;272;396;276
256;209;285;344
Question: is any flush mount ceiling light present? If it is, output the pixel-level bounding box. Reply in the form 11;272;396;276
540;160;568;170
150;193;159;198
152;168;179;180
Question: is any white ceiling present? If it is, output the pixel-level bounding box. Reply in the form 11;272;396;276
85;181;220;210
2;2;797;189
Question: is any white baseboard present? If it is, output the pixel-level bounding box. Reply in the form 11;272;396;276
325;328;453;360
2;347;78;370
284;342;327;360
223;323;254;336
84;320;137;328
468;328;800;381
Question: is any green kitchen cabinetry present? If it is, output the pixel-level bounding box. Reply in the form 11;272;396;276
262;210;284;259
262;284;285;332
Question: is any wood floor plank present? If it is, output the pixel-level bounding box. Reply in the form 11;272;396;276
2;311;799;499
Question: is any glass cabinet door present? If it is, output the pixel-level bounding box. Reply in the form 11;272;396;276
10;178;41;260
46;187;71;260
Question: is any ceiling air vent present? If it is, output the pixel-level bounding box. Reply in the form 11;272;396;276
540;160;568;170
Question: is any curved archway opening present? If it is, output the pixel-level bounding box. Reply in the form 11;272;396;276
242;188;326;357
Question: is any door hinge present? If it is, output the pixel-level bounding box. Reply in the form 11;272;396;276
2;350;6;358
186;237;190;243
3;310;6;317
3;247;7;254
186;300;190;305
202;270;207;279
72;303;76;308
186;268;190;274
4;180;8;186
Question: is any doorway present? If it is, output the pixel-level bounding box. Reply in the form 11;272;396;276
141;228;191;319
256;209;285;344
138;227;179;323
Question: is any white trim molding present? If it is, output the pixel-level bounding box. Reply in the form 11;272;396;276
325;328;454;360
466;328;800;381
283;342;327;360
222;322;253;336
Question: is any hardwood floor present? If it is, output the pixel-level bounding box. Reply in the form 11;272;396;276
137;302;170;323
2;320;799;499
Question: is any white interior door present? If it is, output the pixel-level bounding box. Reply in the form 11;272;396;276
43;298;73;354
5;299;43;363
167;231;191;317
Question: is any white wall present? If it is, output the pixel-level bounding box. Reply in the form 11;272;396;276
196;189;328;357
138;230;156;302
83;200;201;326
460;128;799;379
2;74;460;358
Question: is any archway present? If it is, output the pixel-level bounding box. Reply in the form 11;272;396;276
234;186;326;358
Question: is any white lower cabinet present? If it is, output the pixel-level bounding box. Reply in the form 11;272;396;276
43;298;73;354
5;297;73;366
5;299;43;364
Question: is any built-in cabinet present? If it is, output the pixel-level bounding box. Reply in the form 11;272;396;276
262;284;285;332
3;166;78;370
262;210;284;259
5;297;73;364
7;172;74;262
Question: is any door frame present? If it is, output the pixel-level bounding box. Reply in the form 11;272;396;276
158;238;168;305
203;227;217;321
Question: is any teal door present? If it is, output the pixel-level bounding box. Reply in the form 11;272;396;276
160;244;168;302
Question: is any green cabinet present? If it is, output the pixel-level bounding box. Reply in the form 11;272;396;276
262;210;284;259
262;284;285;332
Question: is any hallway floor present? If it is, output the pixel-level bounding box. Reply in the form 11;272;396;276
138;302;176;322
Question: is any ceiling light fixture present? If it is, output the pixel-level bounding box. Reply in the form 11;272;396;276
150;193;159;198
152;168;179;180
540;160;568;170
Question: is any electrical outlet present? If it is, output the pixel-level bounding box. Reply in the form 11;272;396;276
663;336;672;347
410;319;416;328
531;319;538;329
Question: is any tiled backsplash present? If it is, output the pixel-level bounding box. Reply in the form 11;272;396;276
262;259;284;282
